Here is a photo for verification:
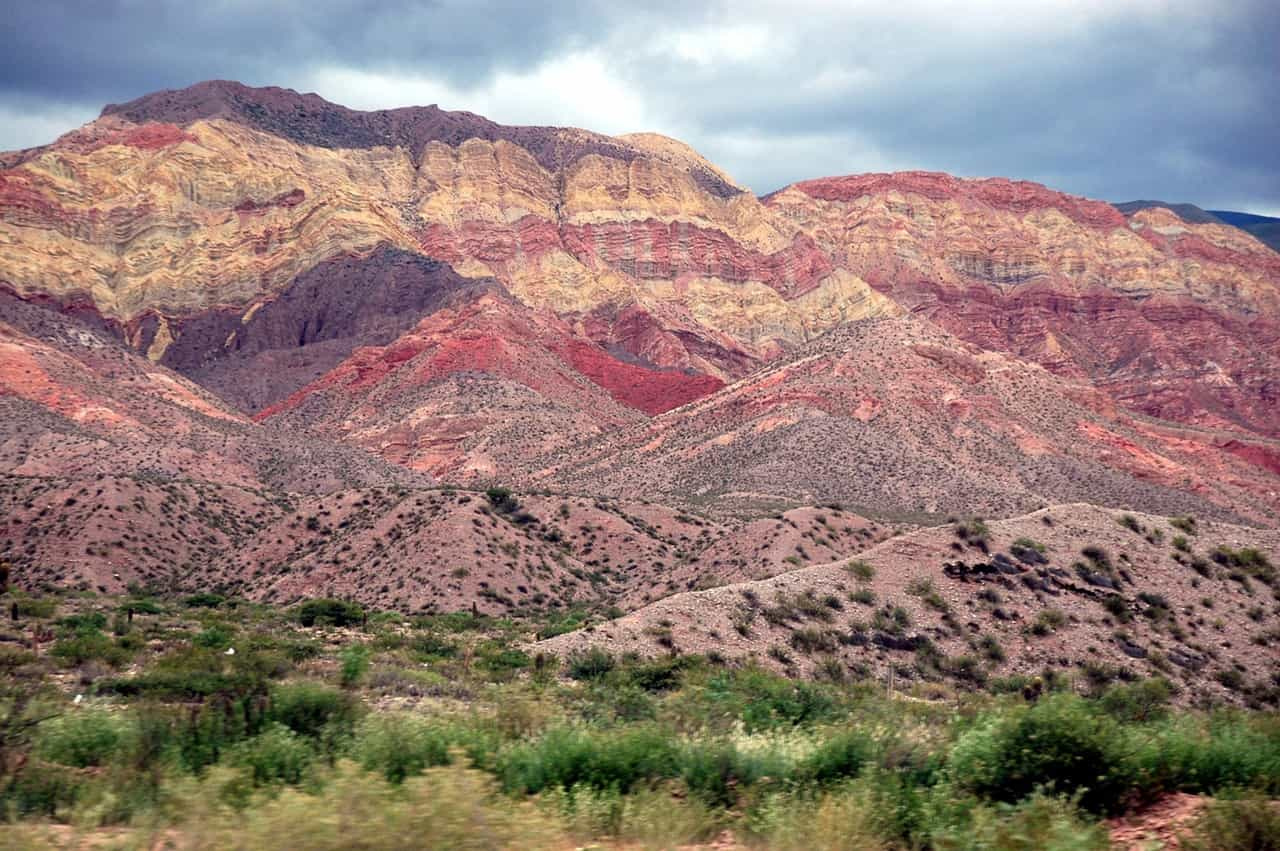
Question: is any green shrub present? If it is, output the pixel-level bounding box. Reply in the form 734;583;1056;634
166;758;565;850
800;729;875;784
846;560;876;582
1010;538;1049;565
478;647;530;674
1029;608;1067;636
0;763;85;819
296;599;365;628
1182;789;1280;850
849;588;876;605
339;645;370;689
184;592;226;609
485;486;519;514
56;612;107;633
567;647;615;681
1099;678;1173;723
790;626;839;654
228;723;314;787
624;656;689;693
1099;595;1132;623
499;725;679;795
949;694;1134;814
923;789;1109;850
955;518;991;544
679;739;779;806
268;682;360;740
193;624;235;649
350;714;489;783
407;633;459;659
1133;715;1280;796
8;594;57;618
34;710;129;768
50;631;131;667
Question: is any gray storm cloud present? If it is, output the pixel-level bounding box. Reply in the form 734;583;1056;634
2;0;1276;212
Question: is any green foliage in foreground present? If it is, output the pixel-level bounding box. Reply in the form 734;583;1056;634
1;593;1278;849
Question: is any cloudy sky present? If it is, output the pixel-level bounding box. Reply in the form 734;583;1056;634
2;0;1277;212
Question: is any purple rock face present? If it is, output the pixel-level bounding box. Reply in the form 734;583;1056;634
154;247;501;414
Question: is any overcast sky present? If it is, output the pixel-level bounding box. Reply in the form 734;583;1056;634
2;1;1277;213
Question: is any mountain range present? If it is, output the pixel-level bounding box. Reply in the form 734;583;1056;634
1;80;1277;698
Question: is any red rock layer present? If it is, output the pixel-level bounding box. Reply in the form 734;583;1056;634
786;171;1127;228
256;290;726;478
766;174;1280;439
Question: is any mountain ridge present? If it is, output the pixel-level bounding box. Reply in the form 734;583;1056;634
1;80;1277;622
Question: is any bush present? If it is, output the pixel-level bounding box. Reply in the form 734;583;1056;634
846;561;876;582
8;594;57;618
1130;716;1280;800
679;739;778;806
193;624;235;650
406;632;459;659
949;694;1134;814
800;729;875;784
34;710;129;768
749;771;913;850
499;725;679;795
56;612;107;633
228;723;314;787
1100;594;1132;623
790;627;839;654
567;647;615;681
1010;538;1049;565
339;645;370;689
1099;678;1173;723
296;599;365;628
1030;608;1067;636
268;682;360;741
351;714;491;784
1182;789;1280;850
923;790;1109;850
50;631;131;667
485;486;520;514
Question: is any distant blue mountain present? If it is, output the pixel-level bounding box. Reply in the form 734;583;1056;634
1209;210;1280;254
1113;201;1280;254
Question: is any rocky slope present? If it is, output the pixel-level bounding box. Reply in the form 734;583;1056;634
540;503;1280;706
0;291;428;493
542;315;1280;523
765;173;1280;438
2;476;890;613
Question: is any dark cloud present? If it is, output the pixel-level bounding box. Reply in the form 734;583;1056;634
1;1;1276;212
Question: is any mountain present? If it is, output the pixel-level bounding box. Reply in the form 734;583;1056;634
1114;201;1280;256
539;503;1280;703
1208;209;1280;254
765;174;1280;439
1113;200;1224;225
1;80;1278;621
541;315;1280;523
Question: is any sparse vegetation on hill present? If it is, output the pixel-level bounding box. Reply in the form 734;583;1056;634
0;590;1277;849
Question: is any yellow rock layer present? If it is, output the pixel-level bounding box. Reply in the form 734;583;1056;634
0;117;875;362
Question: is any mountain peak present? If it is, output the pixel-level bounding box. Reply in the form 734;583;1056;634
96;79;742;197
